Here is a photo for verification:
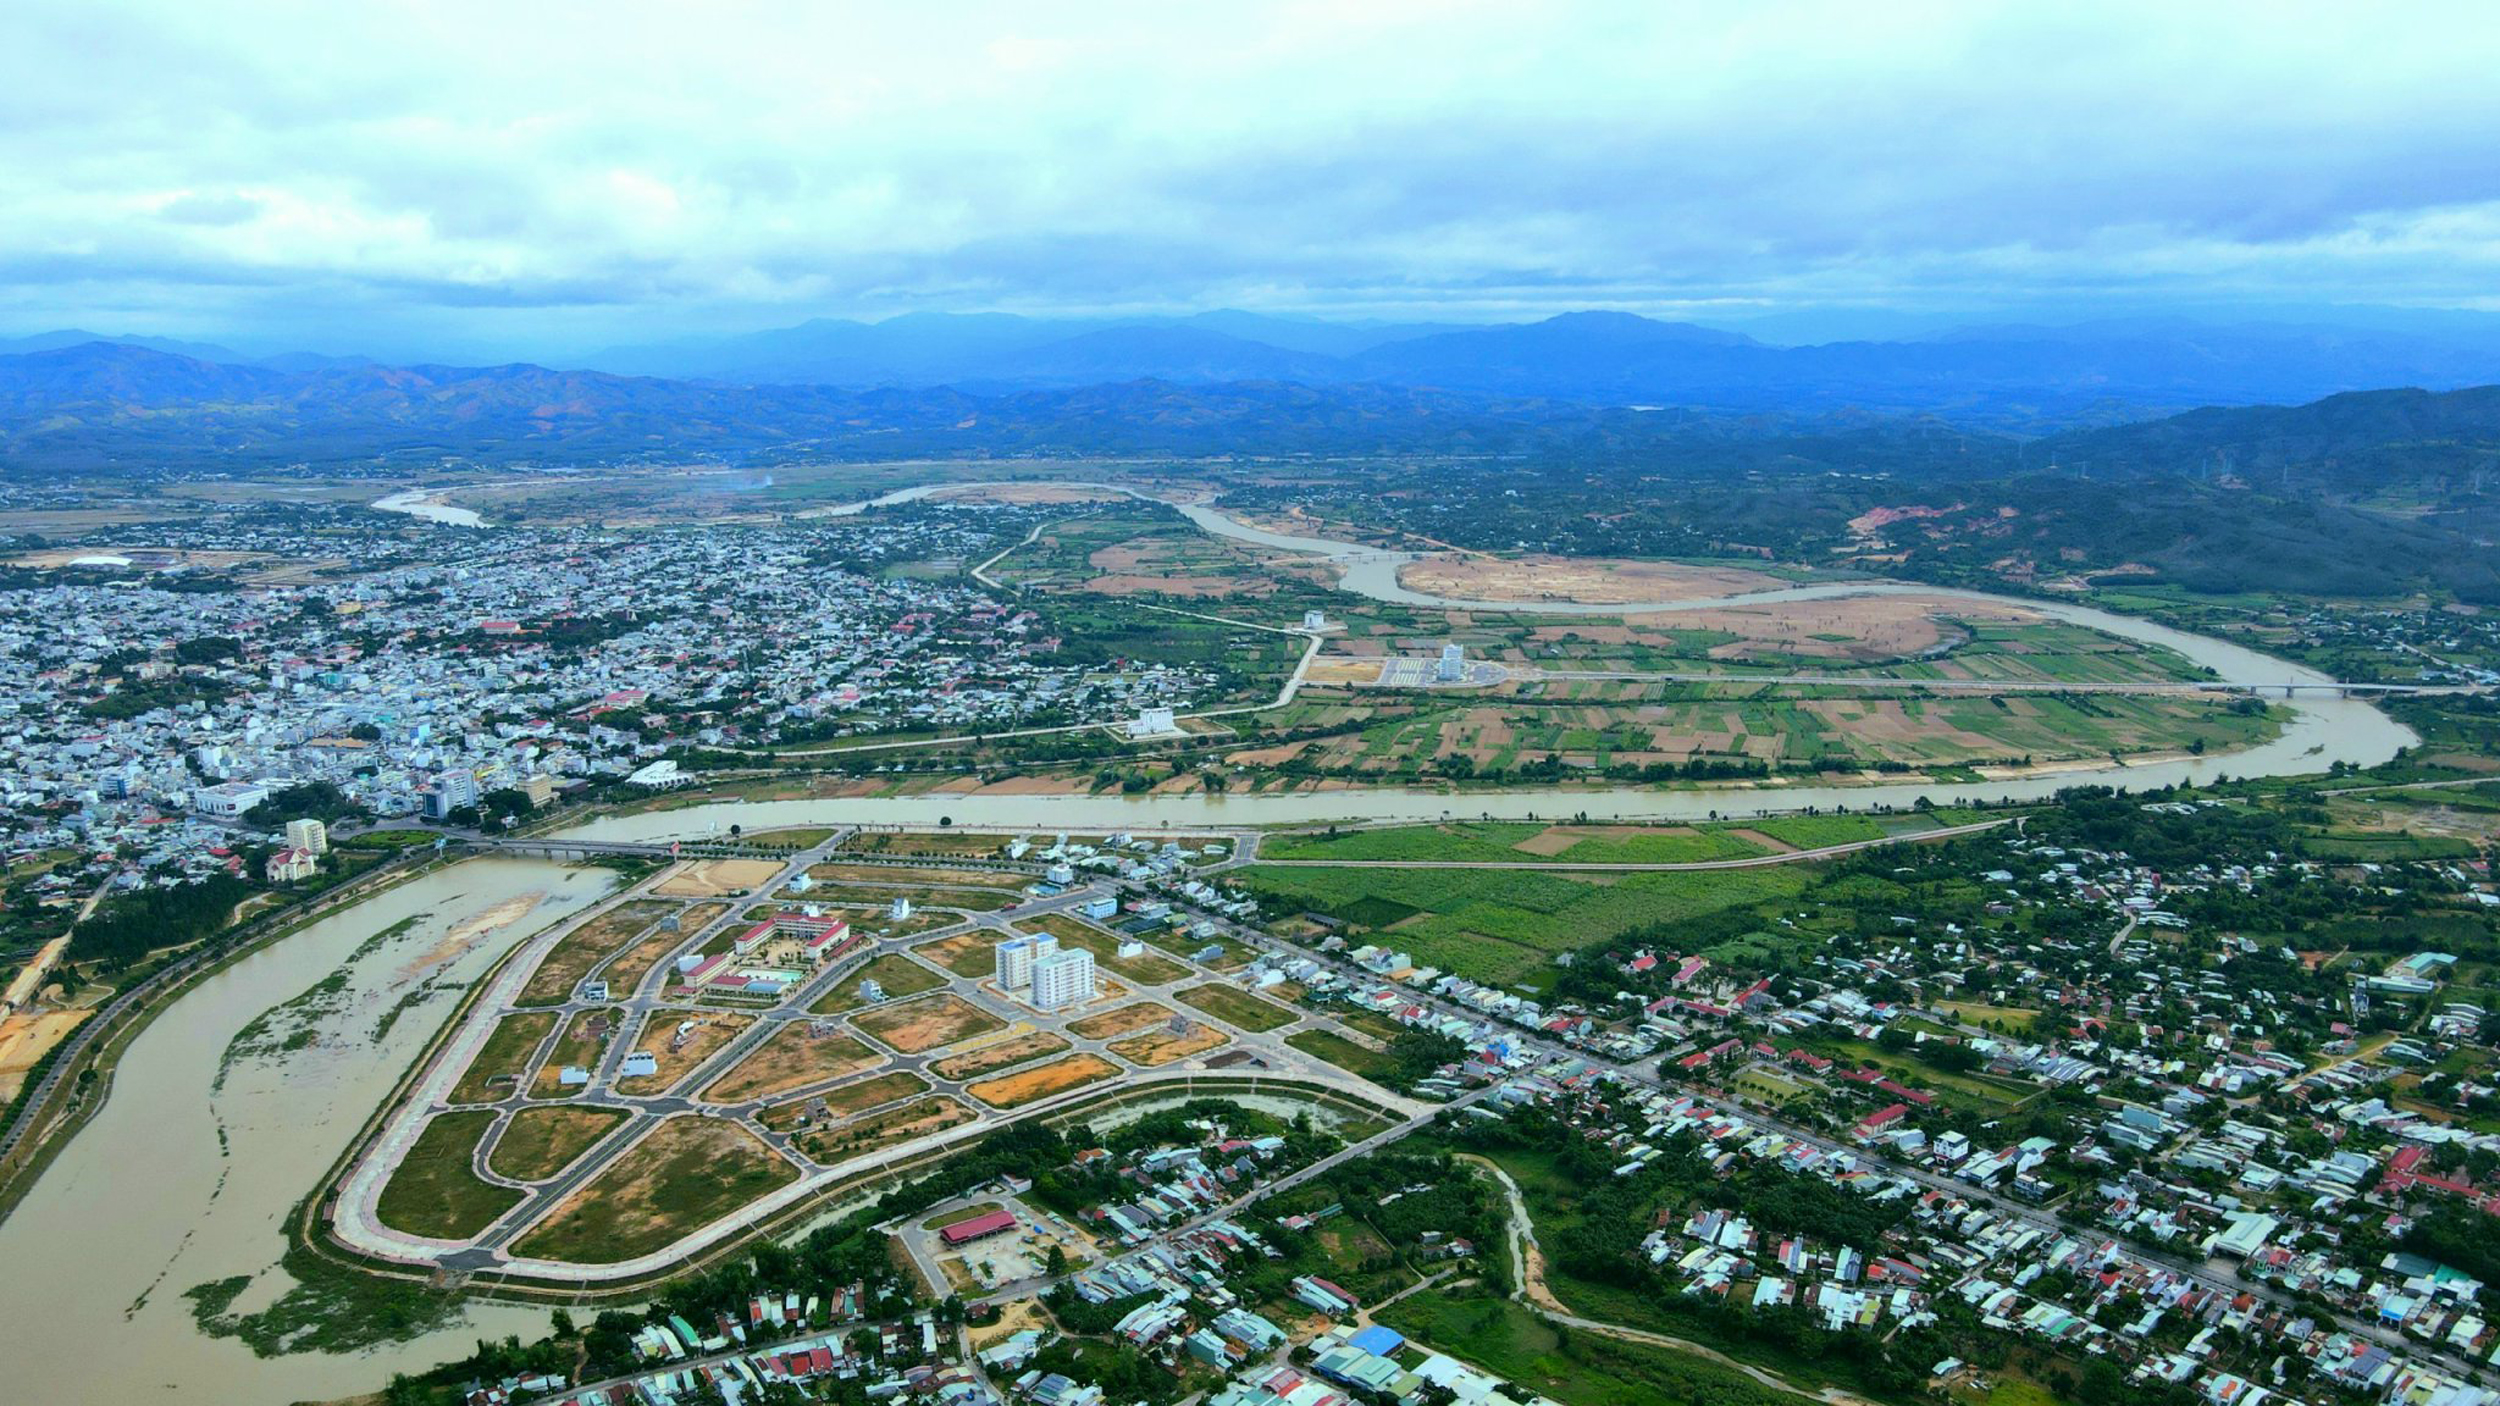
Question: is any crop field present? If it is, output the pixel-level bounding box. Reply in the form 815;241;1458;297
518;900;676;1006
1238;862;1816;989
489;1105;630;1183
811;952;949;1012
449;1010;560;1105
792;1093;977;1163
1069;1002;1176;1039
701;1027;883;1105
1109;1021;1232;1066
617;1011;753;1089
375;1110;521;1239
512;1116;798;1264
1172;983;1296;1032
965;1053;1121;1108
1261;821;1771;866
853;992;1008;1053
930;1030;1072;1080
1016;913;1191;984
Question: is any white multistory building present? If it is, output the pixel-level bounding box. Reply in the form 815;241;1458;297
284;817;329;855
1031;948;1097;1011
995;933;1058;991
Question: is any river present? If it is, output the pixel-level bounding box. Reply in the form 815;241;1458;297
0;858;613;1405
372;488;486;528
545;482;2413;838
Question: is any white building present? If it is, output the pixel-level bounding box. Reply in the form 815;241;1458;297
890;896;913;922
1303;610;1328;631
1436;643;1465;682
1032;948;1097;1011
423;768;480;819
284;817;329;855
193;780;270;819
996;933;1058;991
1126;706;1179;739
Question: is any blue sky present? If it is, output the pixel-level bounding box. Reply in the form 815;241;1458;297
7;1;2499;358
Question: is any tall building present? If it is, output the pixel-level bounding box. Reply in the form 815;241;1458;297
1031;948;1097;1012
995;933;1058;991
1436;643;1465;681
284;817;329;855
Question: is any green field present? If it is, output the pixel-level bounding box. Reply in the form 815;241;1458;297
374;1110;523;1238
1286;1029;1396;1081
448;1010;560;1105
1382;1290;1814;1406
489;1105;630;1182
1173;982;1296;1032
1241;863;1815;988
511;1116;798;1264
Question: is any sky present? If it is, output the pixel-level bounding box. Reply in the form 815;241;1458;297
8;1;2500;360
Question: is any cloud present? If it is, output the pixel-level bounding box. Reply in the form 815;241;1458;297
4;0;2499;355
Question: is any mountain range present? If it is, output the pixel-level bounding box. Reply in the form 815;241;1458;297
19;309;2500;431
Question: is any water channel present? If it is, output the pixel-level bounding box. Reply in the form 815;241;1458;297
0;858;613;1405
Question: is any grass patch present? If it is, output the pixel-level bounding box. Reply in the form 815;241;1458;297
811;952;948;1013
490;1105;630;1182
448;1011;559;1105
1173;982;1295;1032
1286;1029;1397;1081
930;1031;1071;1080
374;1110;523;1238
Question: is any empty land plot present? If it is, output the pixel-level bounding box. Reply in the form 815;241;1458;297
518;901;675;1005
794;1093;978;1164
853;993;1007;1053
450;1011;561;1105
914;932;998;977
1286;1030;1398;1082
512;1116;798;1264
606;923;699;997
1068;1002;1174;1040
651;859;784;898
1109;1021;1231;1067
702;1028;883;1105
530;1008;625;1098
759;1070;935;1133
1020;914;1188;984
966;1053;1121;1109
1173;984;1295;1032
930;1030;1071;1080
806;862;1024;891
617;1011;754;1090
1400;553;1787;605
375;1110;522;1239
490;1105;630;1182
811;952;948;1013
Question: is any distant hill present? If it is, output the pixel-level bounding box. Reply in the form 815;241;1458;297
575;310;2500;425
2039;385;2500;494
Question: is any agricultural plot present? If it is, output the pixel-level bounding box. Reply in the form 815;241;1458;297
449;1010;560;1105
965;1053;1121;1109
1173;983;1295;1032
853;993;1007;1054
1262;821;1772;866
490;1105;630;1183
512;1116;798;1264
518;900;675;1006
701;1027;883;1105
929;1030;1071;1080
374;1110;522;1239
1238;863;1815;989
